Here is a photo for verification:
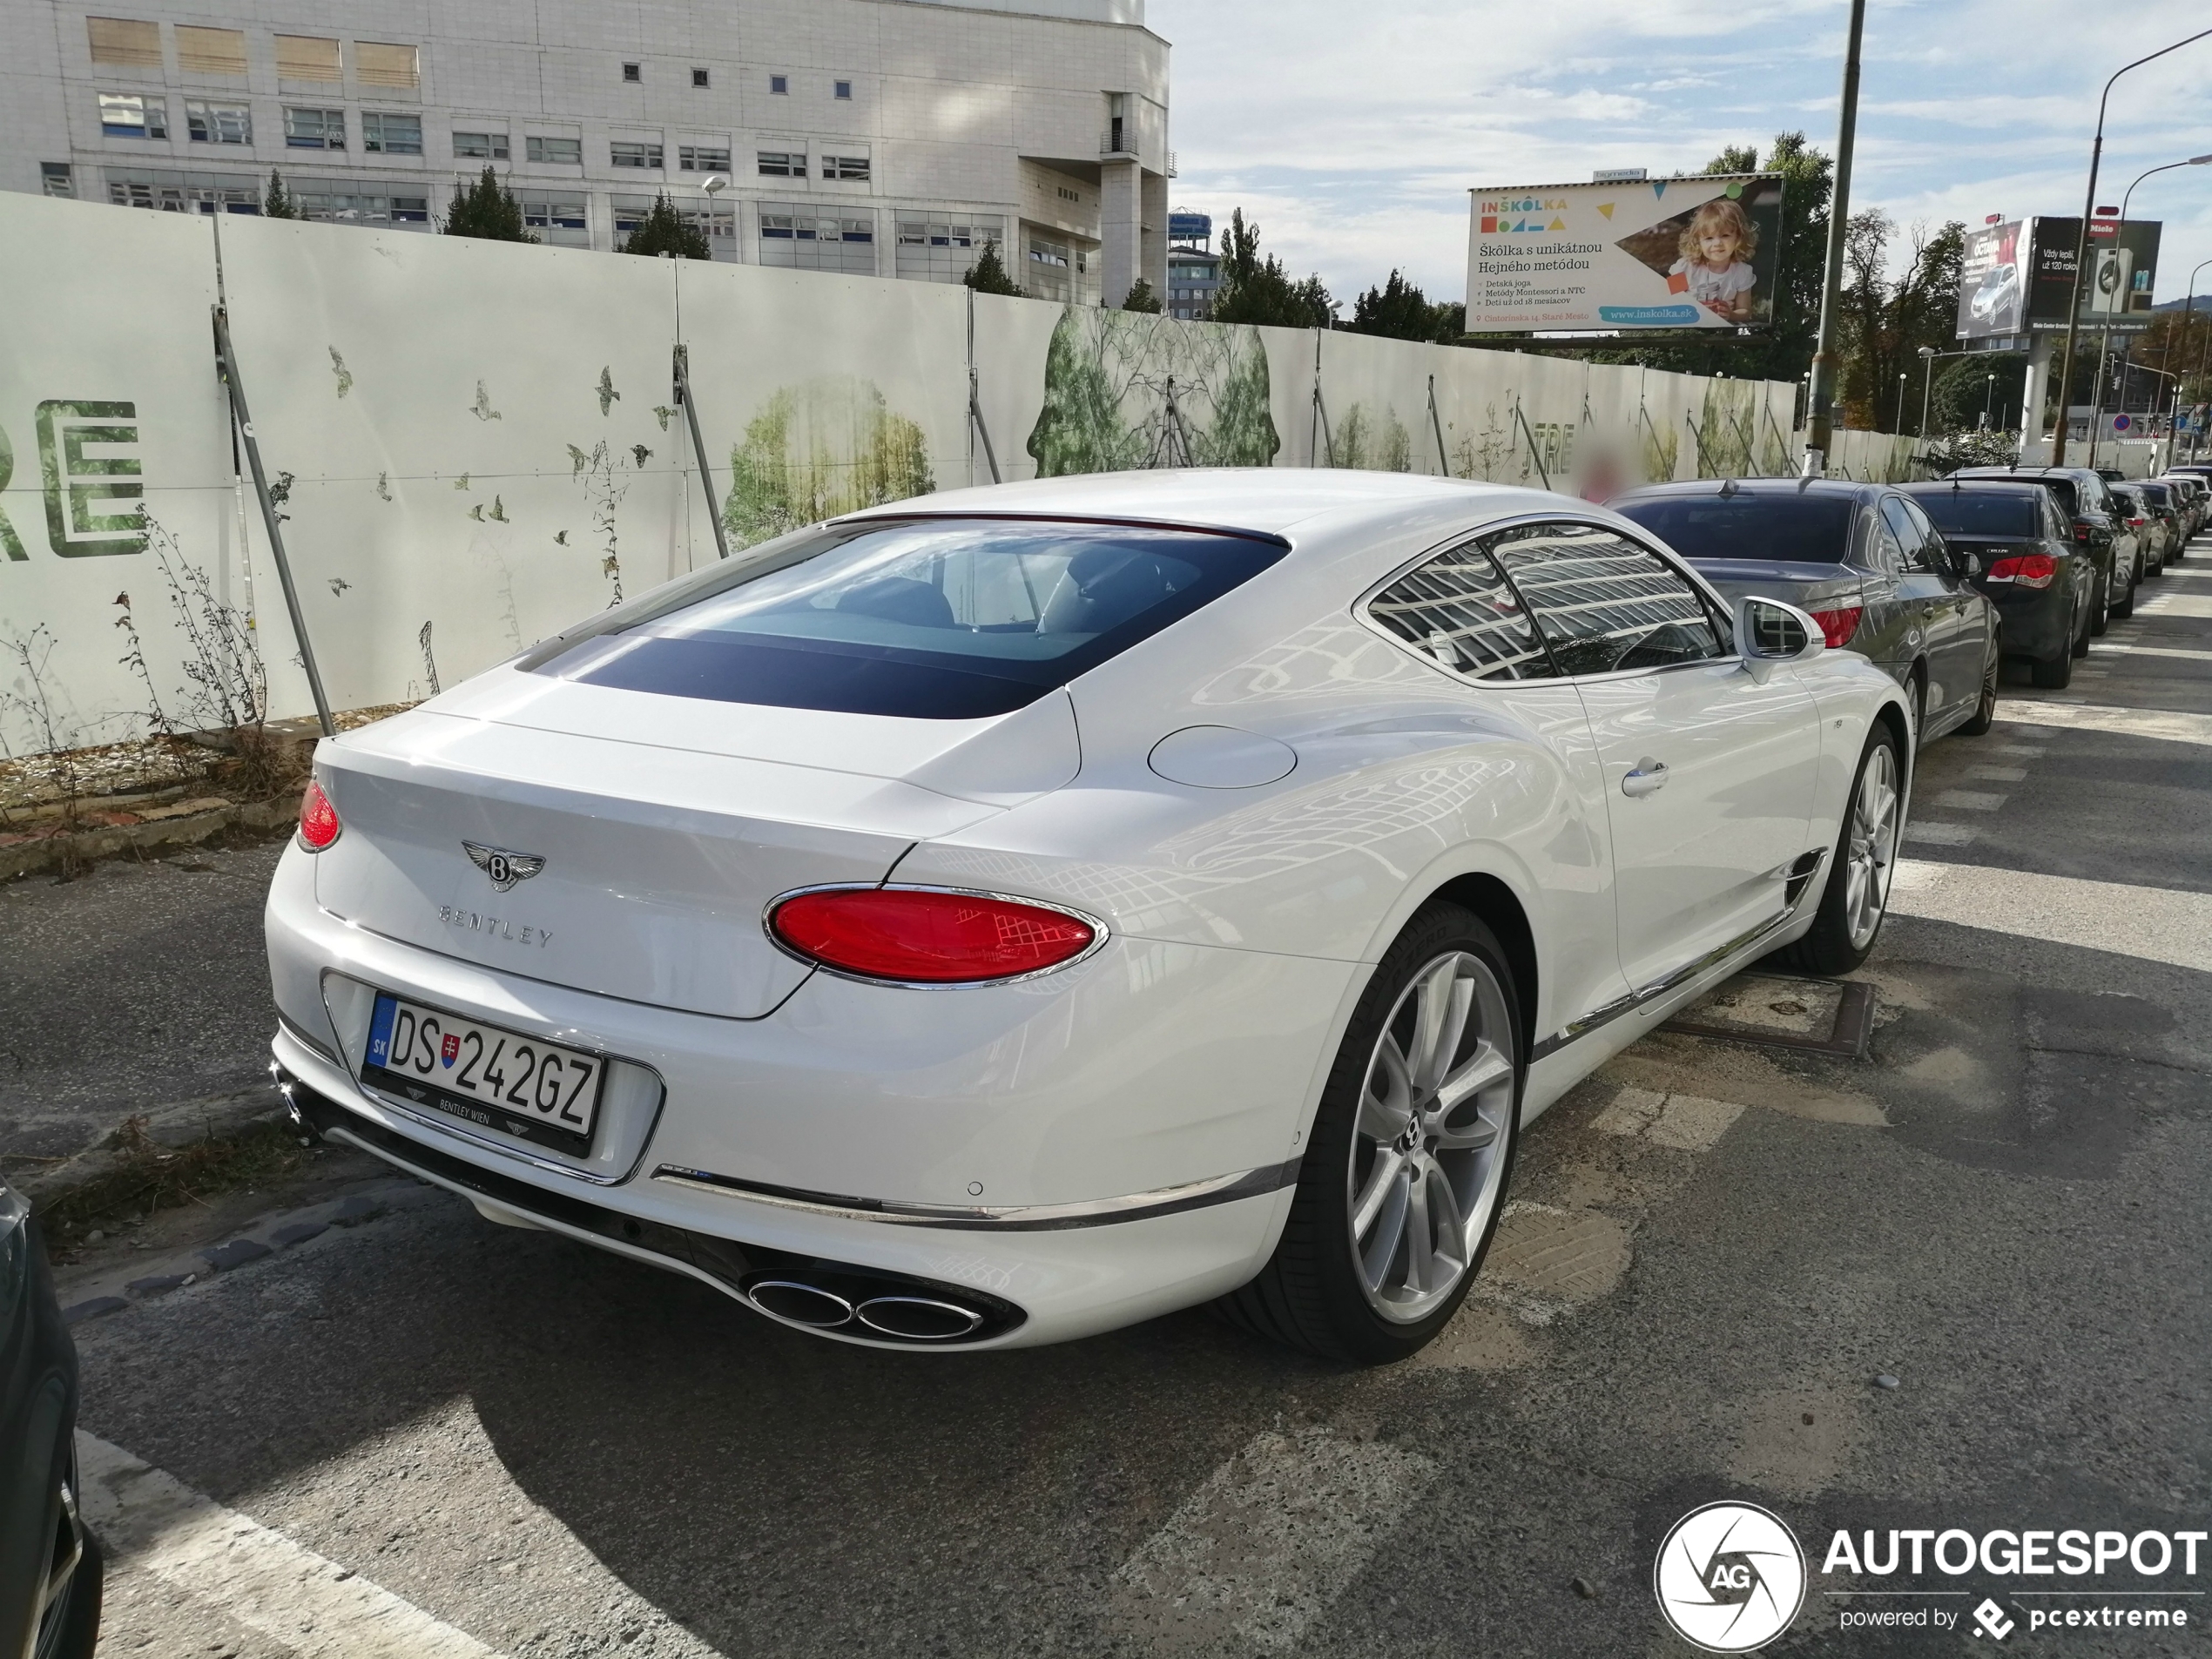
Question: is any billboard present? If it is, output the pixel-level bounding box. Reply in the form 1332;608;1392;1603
1466;174;1785;334
1957;217;2161;339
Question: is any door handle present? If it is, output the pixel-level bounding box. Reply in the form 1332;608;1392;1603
1622;759;1669;799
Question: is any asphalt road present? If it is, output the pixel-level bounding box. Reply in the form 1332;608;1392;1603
36;529;2212;1657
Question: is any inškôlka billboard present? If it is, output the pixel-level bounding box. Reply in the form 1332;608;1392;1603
1465;174;1785;334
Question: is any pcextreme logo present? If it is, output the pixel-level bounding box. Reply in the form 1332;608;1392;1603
0;401;148;562
1655;1502;1808;1652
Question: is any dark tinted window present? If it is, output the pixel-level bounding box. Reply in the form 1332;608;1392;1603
1366;538;1554;681
1489;522;1723;676
2137;482;2173;508
1612;494;1857;564
1911;490;2039;537
531;518;1285;718
2037;477;2080;516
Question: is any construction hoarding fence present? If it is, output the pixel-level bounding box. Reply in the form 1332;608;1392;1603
2;192;1903;756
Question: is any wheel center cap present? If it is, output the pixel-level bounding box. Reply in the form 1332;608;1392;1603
1396;1118;1425;1156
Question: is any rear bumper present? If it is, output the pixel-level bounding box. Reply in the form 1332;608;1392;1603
265;843;1339;1348
1980;584;2074;659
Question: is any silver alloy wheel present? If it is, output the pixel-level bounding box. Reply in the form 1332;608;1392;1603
1843;744;1900;951
1346;950;1516;1323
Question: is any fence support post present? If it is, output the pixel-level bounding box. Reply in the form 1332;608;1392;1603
672;344;732;562
969;367;1001;484
211;305;334;738
1427;375;1451;475
1511;398;1551;491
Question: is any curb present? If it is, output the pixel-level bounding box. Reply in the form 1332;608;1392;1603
16;1084;287;1211
0;794;300;881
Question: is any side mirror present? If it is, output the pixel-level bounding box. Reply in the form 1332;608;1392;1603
1735;595;1825;683
1952;548;1983;579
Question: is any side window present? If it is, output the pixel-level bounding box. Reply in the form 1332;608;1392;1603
1364;537;1555;682
1487;522;1724;677
1897;498;1947;571
1881;498;1937;571
1864;507;1906;573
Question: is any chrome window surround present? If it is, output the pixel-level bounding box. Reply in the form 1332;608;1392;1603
1354;509;1745;688
762;883;1111;990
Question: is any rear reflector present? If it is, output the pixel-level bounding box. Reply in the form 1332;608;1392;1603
1808;605;1863;649
1987;553;2057;589
768;887;1099;984
296;779;341;852
2075;525;2090;543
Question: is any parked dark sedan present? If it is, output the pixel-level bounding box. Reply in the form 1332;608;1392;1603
2161;475;2207;542
1953;466;2137;628
1611;478;2000;745
0;1184;101;1659
1899;481;2095;690
2131;481;2186;571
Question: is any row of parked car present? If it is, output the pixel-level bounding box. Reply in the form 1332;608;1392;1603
1609;461;2209;711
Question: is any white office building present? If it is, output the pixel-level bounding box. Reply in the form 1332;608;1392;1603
0;0;1172;304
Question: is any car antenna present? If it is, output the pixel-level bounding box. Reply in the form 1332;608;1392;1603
1717;477;1739;498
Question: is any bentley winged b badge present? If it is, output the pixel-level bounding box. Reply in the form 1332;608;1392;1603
463;840;546;894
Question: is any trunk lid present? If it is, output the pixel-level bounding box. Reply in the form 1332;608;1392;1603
1680;559;1866;612
312;671;1079;1019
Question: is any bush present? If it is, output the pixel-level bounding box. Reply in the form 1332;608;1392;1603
444;167;536;242
963;239;1023;297
620;194;710;259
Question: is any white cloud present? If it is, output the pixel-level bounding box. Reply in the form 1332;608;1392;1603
1150;0;2212;306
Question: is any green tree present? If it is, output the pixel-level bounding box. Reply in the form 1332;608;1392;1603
620;194;710;259
443;166;536;243
1930;351;2026;434
964;239;1023;296
1120;277;1163;314
1211;210;1336;329
263;170;299;219
1836;211;1966;429
1349;269;1458;342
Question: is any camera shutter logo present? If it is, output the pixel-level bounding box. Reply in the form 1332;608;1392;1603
463;840;545;894
1654;1501;1807;1652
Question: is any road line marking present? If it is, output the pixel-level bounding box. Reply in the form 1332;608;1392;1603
2090;642;2212;663
1986;744;2046;757
1996;702;2212;748
2129;594;2212;617
1590;1085;1744;1151
1905;822;1978;846
1109;1426;1437;1653
1966;765;2027;783
1888;860;2212;974
1932;789;2006;811
77;1433;505;1659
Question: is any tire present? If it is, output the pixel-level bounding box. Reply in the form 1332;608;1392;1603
1957;643;1999;736
2089;570;2111;637
1774;724;1904;977
35;1527;101;1659
2110;557;2136;620
2032;644;2074;689
1219;902;1521;1364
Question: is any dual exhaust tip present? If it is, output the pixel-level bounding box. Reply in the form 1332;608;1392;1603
745;1273;1008;1345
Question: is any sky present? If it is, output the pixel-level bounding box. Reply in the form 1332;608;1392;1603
1149;0;2212;315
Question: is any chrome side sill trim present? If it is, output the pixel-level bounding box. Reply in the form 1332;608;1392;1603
651;1158;1304;1231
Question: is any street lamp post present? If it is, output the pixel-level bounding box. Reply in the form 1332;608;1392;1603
1803;0;1868;475
1894;372;1908;435
2181;255;2212;461
1984;374;1997;429
1918;345;1936;440
2050;29;2212;465
2087;153;2212;467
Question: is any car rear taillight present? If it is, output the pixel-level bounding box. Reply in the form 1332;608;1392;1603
2128;516;2147;528
296;779;341;851
1986;553;2057;589
768;887;1100;984
2074;524;2090;543
1808;605;1862;649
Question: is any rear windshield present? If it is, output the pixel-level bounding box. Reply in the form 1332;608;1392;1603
1908;491;2039;537
529;517;1286;718
2137;482;2172;507
1610;495;1857;564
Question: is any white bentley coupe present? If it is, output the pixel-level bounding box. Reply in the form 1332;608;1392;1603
266;471;1911;1362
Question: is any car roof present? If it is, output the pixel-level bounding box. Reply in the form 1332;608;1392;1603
1610;477;1878;502
838;468;1545;538
1898;479;2046;495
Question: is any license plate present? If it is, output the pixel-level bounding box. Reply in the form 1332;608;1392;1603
362;994;604;1157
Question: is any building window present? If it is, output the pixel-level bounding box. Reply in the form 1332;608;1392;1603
622;62;641;83
284;106;345;149
87;17;161;68
362;112;422;155
820;154;869;182
42;163;74;198
769;74;787;94
103;166;260;213
1028;237;1069;269
1056;185;1078;203
691;67;709;88
185;100;251;144
99;92;168;139
678;145;731;172
894;215;1003;284
296;187;432;227
513;189;589;246
759;202;875;273
834;80;853;99
526;135;582;165
176;26;247;76
757;150;805;178
610;140;664;169
453;131;509;160
274;35;341;82
355;43;420;90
